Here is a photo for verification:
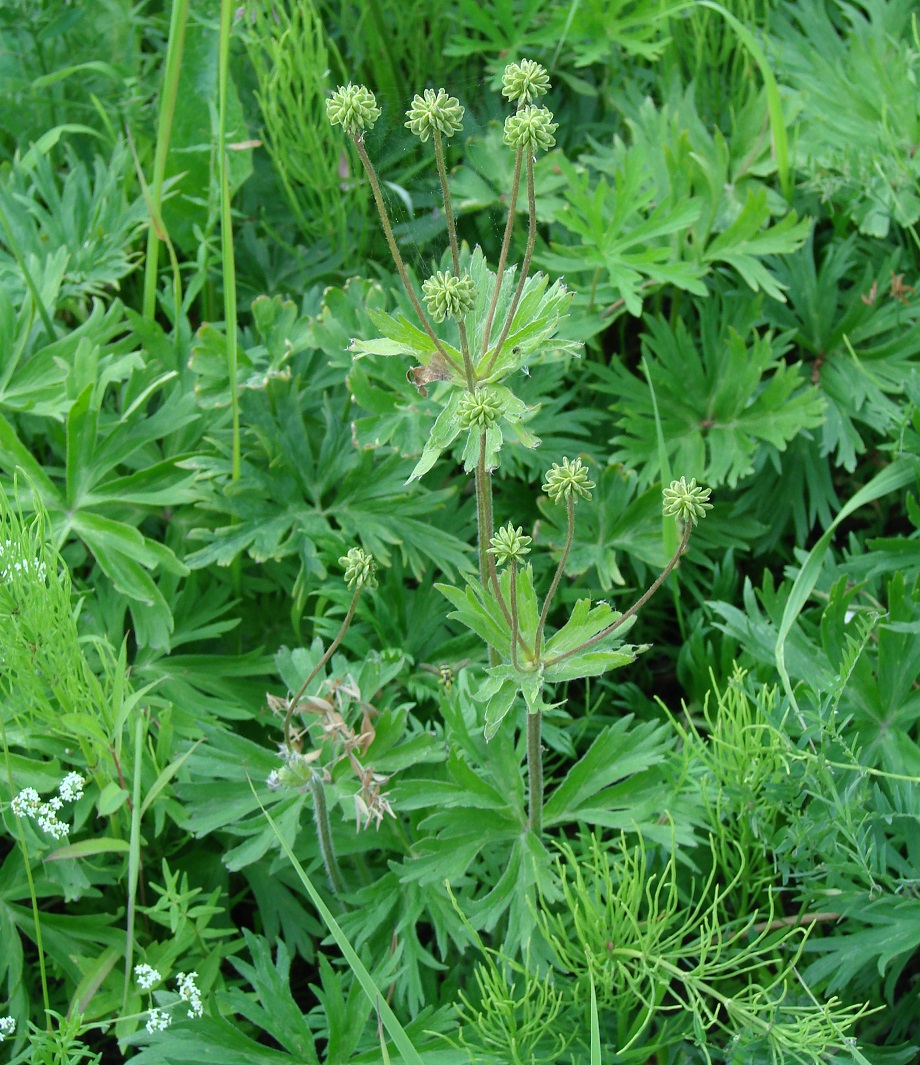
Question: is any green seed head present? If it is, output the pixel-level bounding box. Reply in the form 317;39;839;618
502;59;551;107
326;83;381;136
339;546;377;589
422;270;476;322
542;457;595;505
488;523;532;567
503;105;558;154
458;387;504;430
405;88;465;141
663;477;713;526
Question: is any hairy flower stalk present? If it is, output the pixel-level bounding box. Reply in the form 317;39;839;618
482;63;552;365
407;89;477;388
311;772;345;894
489;523;532;670
282;548;375;749
279;547;375;897
327;85;463;379
545;480;711;668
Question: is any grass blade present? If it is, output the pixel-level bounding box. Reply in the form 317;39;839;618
250;780;426;1065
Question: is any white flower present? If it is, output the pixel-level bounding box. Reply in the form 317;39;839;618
11;788;40;819
59;772;85;803
36;801;69;839
176;971;203;1019
145;1007;171;1033
0;539;46;582
0;1015;15;1041
266;769;282;791
134;963;161;991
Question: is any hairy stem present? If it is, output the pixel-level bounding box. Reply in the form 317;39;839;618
527;709;543;836
283;587;362;748
352;135;461;374
433;132;476;388
311;774;345;894
486;153;537;377
433;131;461;275
509;563;520;670
545;522;693;667
474;435;490;590
480;147;523;358
535;495;575;656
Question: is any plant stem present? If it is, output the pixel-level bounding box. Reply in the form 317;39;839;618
486;153;537;376
509;563;520;669
535;495;574;655
433;132;476;388
123;706;146;1010
474;436;490;590
474;435;502;667
480;146;523;358
311;773;345;894
433;131;460;275
283;587;362;748
351;135;462;375
546;521;693;667
217;0;240;482
142;0;189;321
527;708;543;836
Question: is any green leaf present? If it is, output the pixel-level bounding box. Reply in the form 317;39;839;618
45;838;130;861
542;717;670;825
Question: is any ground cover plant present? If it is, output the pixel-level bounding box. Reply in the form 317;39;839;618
1;0;919;1061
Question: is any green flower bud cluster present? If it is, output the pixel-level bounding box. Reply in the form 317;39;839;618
542;457;595;505
325;83;381;136
488;523;532;567
662;477;713;526
405;88;465;141
339;546;377;589
503;104;557;154
458;387;504;429
422;270;475;322
501;59;551;107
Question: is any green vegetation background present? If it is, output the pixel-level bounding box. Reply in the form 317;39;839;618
1;0;919;1061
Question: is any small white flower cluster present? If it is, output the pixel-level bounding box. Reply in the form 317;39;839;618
134;963;161;991
10;773;85;840
0;539;47;583
59;772;85;802
0;1015;15;1042
145;1008;171;1034
176;972;203;1019
136;965;204;1032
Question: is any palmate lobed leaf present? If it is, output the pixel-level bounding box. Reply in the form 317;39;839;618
604;295;825;488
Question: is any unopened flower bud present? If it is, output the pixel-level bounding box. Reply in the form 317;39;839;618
405;88;464;141
542;457;595;505
339;546;377;589
422;270;475;322
502;59;551;107
503;105;557;154
458;387;503;429
663;477;712;525
326;83;381;136
488;523;532;567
